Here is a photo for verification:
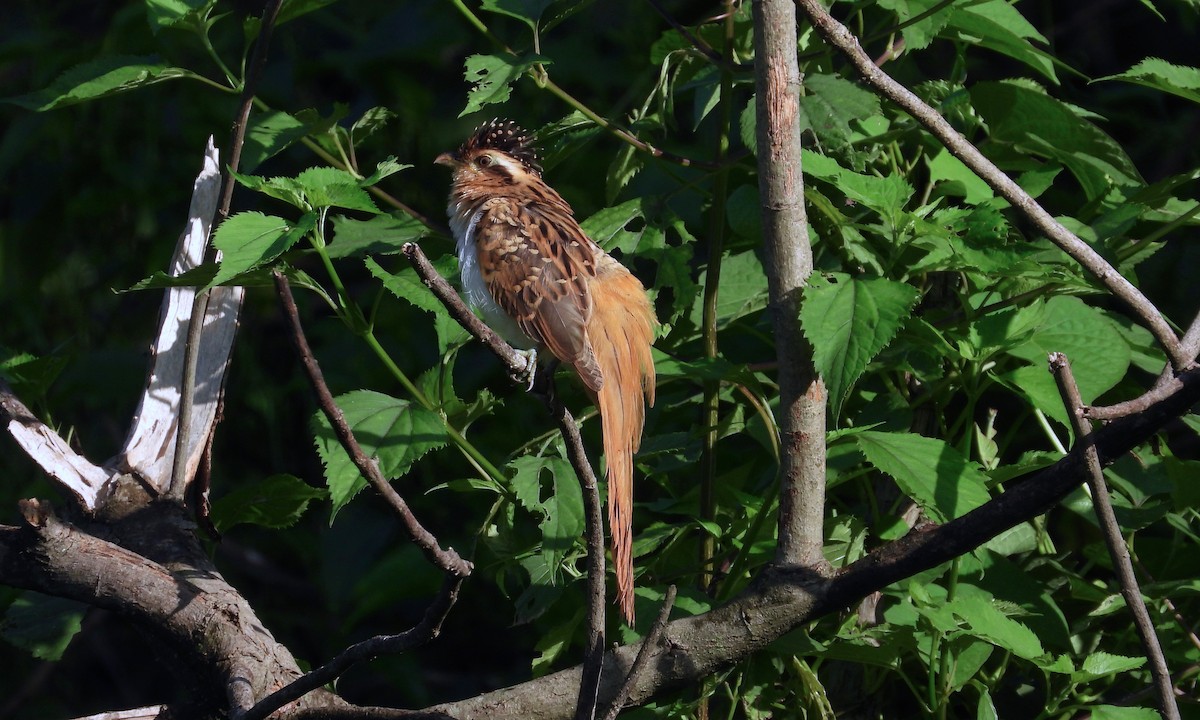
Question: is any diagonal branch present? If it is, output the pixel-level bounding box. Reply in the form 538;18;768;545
273;271;471;578
793;0;1188;371
1049;353;1180;720
240;574;464;720
428;364;1200;719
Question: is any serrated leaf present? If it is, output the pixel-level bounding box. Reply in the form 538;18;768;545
351;107;397;143
688;251;768;330
331;214;429;259
211;474;327;531
366;253;456;315
856;431;991;522
211;211;315;287
145;0;215;33
1074;651;1147;682
460;54;549;117
541;459;584;572
878;0;953;50
294;167;380;213
951;595;1044;660
510;455;554;515
313;391;449;519
798;73;882;148
3;55;194;111
360;157;411;187
1;592;86;661
801;274;919;418
1090;706;1160;720
1100;57;1200;105
972;81;1143;199
943;1;1056;82
605;142;643;204
240;111;312;174
997;297;1131;428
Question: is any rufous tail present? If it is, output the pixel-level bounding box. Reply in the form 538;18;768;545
584;260;656;625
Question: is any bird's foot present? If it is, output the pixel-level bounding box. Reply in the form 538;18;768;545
512;348;538;391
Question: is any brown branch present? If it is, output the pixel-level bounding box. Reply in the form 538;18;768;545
754;0;827;568
793;0;1188;371
600;585;677;720
1049;353;1180;720
169;0;285;500
272;271;472;578
428;364;1200;718
240;574;464;720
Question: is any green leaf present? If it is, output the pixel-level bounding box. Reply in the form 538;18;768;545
294;167;380;213
0;352;67;399
801;273;920;419
1;592;86;661
366;253;457;316
943;1;1056;82
145;0;215;33
951;595;1044;660
331;214;429;259
481;0;555;28
605;142;643;204
240;111;313;174
4;55;195;111
878;0;953;50
803;150;913;221
856;431;991;522
211;211;315;287
351;107;397;144
1073;651;1147;682
541;459;585;572
927;148;994;205
313;391;449;519
360;157;411;188
798;73;882;148
972;81;1143;199
460;54;548;117
510;455;552;515
998;297;1131;428
1089;706;1161;720
1099;57;1200;105
211;474;327;531
688;251;769;330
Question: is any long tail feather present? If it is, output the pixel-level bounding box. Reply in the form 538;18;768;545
585;261;656;624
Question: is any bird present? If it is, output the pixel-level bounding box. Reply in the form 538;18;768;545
435;119;657;623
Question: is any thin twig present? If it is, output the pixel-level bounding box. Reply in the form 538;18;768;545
239;574;464;720
794;0;1187;371
273;271;472;578
1048;352;1180;720
601;585;678;720
403;242;609;717
1086;370;1193;420
168;0;284;500
643;0;732;69
536;382;607;720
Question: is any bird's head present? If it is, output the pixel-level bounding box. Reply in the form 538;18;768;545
435;119;543;195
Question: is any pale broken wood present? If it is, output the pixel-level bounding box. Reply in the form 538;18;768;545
3;139;242;511
70;706;166;720
0;383;109;508
111;136;244;492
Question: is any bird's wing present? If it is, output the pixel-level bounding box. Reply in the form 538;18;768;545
474;196;605;392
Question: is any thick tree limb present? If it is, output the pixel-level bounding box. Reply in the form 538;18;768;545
793;0;1188;370
753;0;826;568
426;365;1200;719
1050;353;1180;720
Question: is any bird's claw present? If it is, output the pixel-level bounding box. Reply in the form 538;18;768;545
512;348;538;391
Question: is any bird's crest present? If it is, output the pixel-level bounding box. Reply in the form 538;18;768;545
461;118;542;174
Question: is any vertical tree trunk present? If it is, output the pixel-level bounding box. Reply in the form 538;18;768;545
753;0;827;568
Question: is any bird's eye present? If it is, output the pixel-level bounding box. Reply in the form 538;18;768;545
478;155;494;168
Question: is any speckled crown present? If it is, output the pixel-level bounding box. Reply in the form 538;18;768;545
461;118;541;173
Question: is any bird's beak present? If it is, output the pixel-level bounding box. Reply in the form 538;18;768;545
434;152;456;167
